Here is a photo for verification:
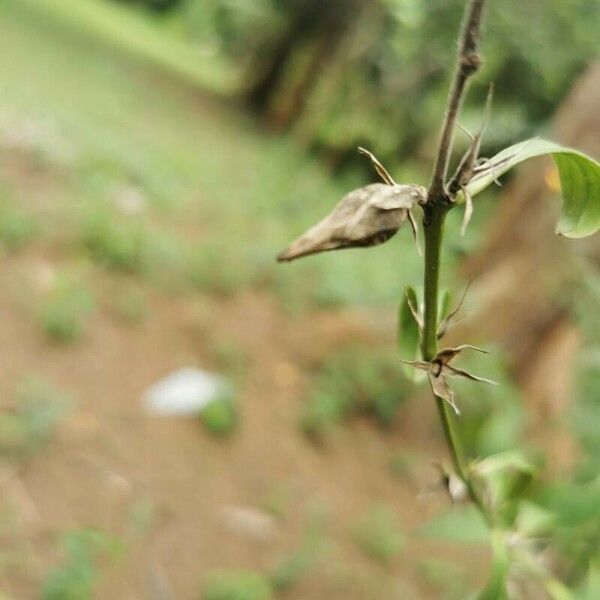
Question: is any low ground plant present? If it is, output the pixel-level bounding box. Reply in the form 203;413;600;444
0;376;71;459
301;346;410;440
353;504;405;566
39;271;95;343
202;570;273;600
41;528;123;600
0;190;38;251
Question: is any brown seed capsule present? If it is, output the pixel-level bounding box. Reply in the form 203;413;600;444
402;344;497;415
277;183;426;262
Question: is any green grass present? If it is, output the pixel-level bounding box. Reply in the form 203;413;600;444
352;505;404;566
418;559;471;600
42;528;123;600
301;346;411;440
269;501;330;592
15;0;238;95
0;0;427;313
0;192;39;251
202;570;273;600
106;283;147;325
79;205;189;285
0;376;71;459
38;271;95;343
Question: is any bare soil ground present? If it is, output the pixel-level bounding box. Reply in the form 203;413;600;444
0;220;485;598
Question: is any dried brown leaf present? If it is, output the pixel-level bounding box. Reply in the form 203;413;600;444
445;366;498;385
400;359;429;372
428;371;460;415
405;290;423;330
460;186;474;236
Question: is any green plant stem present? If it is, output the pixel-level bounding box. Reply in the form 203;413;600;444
428;0;487;197
421;206;447;363
419;0;508;593
421;204;466;477
422;204;493;527
422;0;494;530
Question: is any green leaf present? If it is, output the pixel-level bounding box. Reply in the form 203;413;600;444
515;501;555;537
438;288;452;325
578;562;600;600
545;579;576;600
463;139;600;239
538;481;600;527
471;450;536;478
471;450;537;511
398;286;424;382
418;505;488;545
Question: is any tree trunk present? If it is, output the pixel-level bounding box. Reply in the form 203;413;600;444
246;0;364;130
245;0;321;111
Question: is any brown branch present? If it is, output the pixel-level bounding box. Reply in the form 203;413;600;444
447;83;494;197
421;0;493;526
427;0;488;203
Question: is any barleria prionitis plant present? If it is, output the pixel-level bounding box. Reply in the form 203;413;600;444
277;0;600;596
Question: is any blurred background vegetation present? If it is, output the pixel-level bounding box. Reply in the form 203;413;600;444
0;0;598;598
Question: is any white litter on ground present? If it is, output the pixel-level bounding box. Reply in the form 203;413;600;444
142;367;231;416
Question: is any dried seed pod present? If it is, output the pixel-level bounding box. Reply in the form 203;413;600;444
402;343;497;415
435;344;488;366
277;183;426;262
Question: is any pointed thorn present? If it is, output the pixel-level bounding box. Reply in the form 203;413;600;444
451;344;489;354
460;187;473;236
438;281;472;339
400;359;429;371
456;122;475;141
405;288;423;323
447;312;471;328
447;366;498;385
407;209;422;256
448;279;472;322
357;147;396;186
448;84;494;197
